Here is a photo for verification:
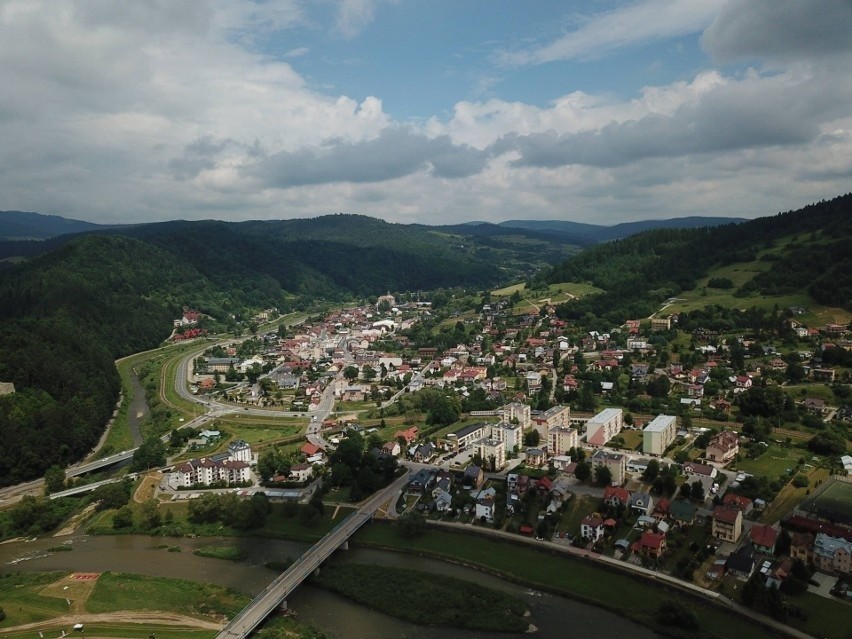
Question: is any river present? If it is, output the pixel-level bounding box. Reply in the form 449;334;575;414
0;534;659;638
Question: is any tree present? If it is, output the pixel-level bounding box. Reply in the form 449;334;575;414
690;480;705;501
655;601;699;631
679;482;692;499
362;366;377;382
112;505;134;529
343;365;359;382
44;465;66;494
523;429;540;446
594;465;612;486
642;459;660;482
141;498;162;529
132;437;166;472
574;461;591;482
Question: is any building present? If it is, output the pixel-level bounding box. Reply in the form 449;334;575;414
490;420;522;453
451;423;487;449
712;506;743;542
585;408;624;447
651;316;671;331
476;438;506;471
750;524;778;554
228;439;252;463
633;531;667;559
813;533;852;575
548;425;578;456
581;515;605;542
642;414;677;456
501;402;532;430
532;405;571;440
705;431;739;465
591;449;628;485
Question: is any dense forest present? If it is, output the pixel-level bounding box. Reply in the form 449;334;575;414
0;236;216;484
542;194;852;324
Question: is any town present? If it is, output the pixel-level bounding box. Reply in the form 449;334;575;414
165;290;851;618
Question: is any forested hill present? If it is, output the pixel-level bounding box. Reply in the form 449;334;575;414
0;235;222;485
541;193;852;324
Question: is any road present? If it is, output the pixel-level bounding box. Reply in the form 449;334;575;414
215;472;411;639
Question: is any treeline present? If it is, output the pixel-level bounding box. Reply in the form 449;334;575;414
543;193;852;323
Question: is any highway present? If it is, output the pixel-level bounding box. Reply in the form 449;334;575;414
215;471;410;639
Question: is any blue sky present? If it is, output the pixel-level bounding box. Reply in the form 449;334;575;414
1;0;851;226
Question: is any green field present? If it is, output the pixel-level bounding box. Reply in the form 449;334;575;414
799;479;852;525
733;443;802;478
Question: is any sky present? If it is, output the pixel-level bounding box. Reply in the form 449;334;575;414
1;0;851;226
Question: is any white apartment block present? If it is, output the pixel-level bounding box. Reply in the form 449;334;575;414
548;424;579;456
585;408;624;447
642;414;677;456
490;420;522;453
501;402;531;430
476;438;507;471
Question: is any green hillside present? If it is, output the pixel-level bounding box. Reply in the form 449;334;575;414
542;193;852;325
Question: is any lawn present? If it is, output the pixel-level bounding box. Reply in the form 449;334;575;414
733;443;802;479
0;573;70;627
761;467;830;524
557;494;601;536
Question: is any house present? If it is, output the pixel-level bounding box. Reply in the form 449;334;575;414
435;490;453;512
408;468;434;493
629;492;654;516
581;515;605;542
394;426;419;444
712;506;743;542
475;487;497;522
524;447;547;468
683;461;718;479
802;397;827;414
668;499;697;526
812;533;852;575
603;486;630;508
722;493;754;515
642;414;677;456
382;441;401;457
652;498;670;521
412;442;436;463
463;465;484;490
632;531;667;559
726;543;756;578
300;442;324;459
289;462;313;483
705;431;739;465
750;524;778;554
789;532;815;563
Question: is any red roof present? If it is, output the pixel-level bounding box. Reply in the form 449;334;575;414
750;524;778;549
603;486;630;504
640;531;666;549
713;505;741;524
722;493;753;511
300;443;323;456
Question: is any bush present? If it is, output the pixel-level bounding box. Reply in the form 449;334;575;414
655;600;699;630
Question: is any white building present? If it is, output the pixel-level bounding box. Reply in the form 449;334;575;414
172;441;253;488
501;402;531;430
532;405;571;440
548;425;578;456
476;438;506;471
642;414;677;456
490;420;522;453
585;408;624;447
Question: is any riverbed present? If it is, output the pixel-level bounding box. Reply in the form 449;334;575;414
0;534;659;639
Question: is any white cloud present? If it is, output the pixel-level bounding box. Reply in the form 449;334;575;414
500;0;726;65
334;0;393;39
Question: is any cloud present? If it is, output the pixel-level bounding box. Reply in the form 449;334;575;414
702;0;852;63
492;67;851;168
249;126;490;187
334;0;392;39
501;0;725;65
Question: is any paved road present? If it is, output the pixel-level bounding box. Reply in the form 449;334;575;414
215;472;410;639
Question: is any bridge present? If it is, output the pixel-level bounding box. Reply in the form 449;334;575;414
215;471;410;639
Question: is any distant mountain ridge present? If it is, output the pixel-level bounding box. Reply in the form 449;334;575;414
0;210;113;239
498;216;746;243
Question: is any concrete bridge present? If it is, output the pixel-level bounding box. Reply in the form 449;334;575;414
215;471;409;639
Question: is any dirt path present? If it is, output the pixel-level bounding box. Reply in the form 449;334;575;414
53;503;97;536
132;472;162;504
0;611;225;633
